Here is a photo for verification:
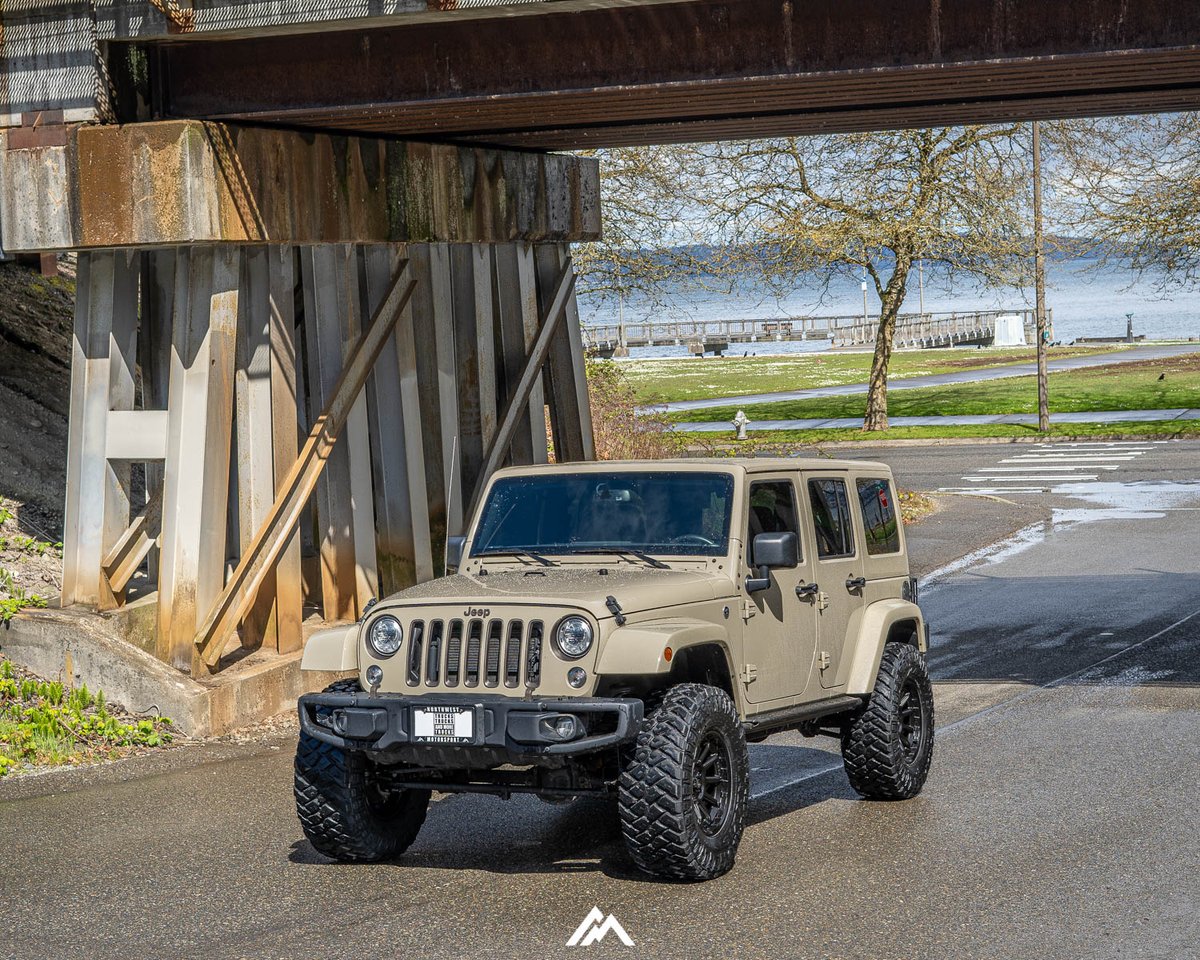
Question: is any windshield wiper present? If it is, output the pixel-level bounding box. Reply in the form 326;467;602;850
477;549;556;566
571;547;670;569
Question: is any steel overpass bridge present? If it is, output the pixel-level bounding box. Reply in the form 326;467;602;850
0;0;1197;728
86;0;1200;147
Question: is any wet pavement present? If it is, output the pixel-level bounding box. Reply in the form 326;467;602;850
2;442;1199;960
662;342;1200;413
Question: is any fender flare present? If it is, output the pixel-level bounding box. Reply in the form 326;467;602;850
596;618;733;677
300;623;359;672
844;600;925;695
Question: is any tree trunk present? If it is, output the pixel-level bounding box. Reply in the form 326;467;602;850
863;269;909;431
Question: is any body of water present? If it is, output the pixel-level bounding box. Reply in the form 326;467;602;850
577;256;1200;358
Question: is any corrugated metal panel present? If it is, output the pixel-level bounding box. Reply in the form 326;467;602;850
99;0;552;39
0;4;97;124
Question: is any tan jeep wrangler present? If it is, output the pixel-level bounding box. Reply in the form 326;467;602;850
294;458;933;880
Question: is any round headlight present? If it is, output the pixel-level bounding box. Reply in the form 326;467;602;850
367;615;403;658
555;616;593;659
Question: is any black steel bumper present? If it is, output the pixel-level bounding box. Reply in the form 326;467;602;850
298;691;643;757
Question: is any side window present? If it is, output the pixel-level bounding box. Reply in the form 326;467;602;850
747;480;800;563
807;478;855;559
856;477;901;555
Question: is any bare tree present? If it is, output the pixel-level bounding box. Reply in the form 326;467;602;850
574;145;742;309
678;129;1032;429
1049;114;1200;291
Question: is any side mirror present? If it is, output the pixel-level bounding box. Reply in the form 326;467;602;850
745;531;799;594
445;536;466;572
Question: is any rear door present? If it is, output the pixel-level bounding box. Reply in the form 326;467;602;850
802;472;865;690
740;475;817;704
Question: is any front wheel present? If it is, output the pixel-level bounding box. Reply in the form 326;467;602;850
618;683;749;881
841;641;935;800
294;683;431;863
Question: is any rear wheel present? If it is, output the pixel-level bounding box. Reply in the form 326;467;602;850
618;683;749;881
294;681;431;863
841;642;935;800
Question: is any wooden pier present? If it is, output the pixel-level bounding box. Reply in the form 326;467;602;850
584;308;1045;356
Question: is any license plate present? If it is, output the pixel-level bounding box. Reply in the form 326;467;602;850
411;706;475;744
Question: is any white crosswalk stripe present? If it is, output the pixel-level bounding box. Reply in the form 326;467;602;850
939;441;1158;493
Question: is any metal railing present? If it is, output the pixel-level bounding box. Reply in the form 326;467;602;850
583;308;1046;353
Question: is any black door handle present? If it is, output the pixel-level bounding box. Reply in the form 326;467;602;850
796;582;820;598
845;576;867;591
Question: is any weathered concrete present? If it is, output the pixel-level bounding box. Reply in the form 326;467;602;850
0;606;348;736
0;121;601;253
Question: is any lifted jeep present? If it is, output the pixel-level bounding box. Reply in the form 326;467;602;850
295;458;933;880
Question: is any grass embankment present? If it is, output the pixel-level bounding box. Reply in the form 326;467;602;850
0;656;175;778
0;504;59;623
624;345;1125;404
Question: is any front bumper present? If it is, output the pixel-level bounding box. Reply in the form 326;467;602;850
298;691;643;757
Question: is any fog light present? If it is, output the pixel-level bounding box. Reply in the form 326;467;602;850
567;667;587;688
554;716;578;739
365;665;383;688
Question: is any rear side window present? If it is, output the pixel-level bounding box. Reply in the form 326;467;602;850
856;478;901;555
747;480;801;563
808;478;855;559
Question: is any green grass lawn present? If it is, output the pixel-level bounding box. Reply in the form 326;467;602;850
623;344;1126;404
677;352;1200;423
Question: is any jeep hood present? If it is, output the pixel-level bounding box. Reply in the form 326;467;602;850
380;567;733;621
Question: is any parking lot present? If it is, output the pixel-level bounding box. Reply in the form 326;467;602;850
2;440;1198;960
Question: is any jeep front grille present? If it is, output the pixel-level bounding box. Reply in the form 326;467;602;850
401;616;544;690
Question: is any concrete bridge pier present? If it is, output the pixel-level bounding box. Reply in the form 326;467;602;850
0;121;599;726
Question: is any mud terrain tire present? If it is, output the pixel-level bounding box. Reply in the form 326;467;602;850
618;683;749;881
841;641;935;800
294;680;431;863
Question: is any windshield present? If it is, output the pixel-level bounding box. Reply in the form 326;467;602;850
471;471;735;558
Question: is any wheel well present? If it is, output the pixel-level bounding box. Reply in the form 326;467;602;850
886;619;920;647
594;643;735;705
666;644;735;699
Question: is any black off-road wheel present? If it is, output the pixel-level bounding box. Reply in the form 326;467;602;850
841;641;935;800
618;683;749;881
294;680;431;863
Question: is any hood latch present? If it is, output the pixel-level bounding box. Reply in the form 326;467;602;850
605;595;627;626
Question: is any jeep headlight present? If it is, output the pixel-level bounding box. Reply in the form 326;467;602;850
367;615;403;658
554;616;593;660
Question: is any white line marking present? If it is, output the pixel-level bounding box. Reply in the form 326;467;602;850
1023;452;1145;457
985;465;1121;472
1000;456;1141;462
938;487;1048;493
964;475;1098;481
1033;442;1155;448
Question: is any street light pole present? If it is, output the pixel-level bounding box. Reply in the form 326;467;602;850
1032;120;1049;432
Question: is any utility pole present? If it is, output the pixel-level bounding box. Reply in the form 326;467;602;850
1032;120;1049;432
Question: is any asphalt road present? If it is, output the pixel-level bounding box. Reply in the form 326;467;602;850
2;441;1199;960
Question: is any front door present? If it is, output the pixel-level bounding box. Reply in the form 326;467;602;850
803;472;866;690
740;476;817;704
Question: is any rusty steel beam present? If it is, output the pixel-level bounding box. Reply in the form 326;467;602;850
132;0;1200;149
0;121;600;252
